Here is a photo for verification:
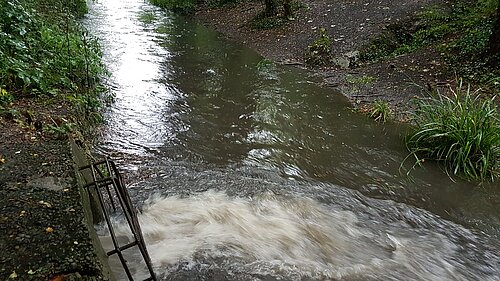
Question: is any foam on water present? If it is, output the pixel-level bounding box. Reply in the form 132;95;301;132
101;190;495;280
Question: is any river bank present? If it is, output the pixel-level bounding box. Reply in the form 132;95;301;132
194;0;496;120
0;100;111;280
0;0;112;280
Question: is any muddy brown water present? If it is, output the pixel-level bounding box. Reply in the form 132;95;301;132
84;0;499;280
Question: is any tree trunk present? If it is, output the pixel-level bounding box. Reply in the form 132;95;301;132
263;0;277;17
283;0;293;19
488;0;500;56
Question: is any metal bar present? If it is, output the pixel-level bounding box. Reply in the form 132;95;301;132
94;164;117;211
89;164;134;281
106;240;138;256
79;159;157;281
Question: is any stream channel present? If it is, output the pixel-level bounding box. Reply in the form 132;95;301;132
84;0;499;280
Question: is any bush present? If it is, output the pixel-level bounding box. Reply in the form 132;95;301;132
305;28;332;66
0;0;105;114
406;83;500;181
359;1;500;91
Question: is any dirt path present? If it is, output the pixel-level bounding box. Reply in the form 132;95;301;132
196;0;451;120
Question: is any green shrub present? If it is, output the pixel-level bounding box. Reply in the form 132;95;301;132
0;88;13;106
360;0;499;91
406;83;500;181
149;0;197;14
305;28;332;66
0;0;106;116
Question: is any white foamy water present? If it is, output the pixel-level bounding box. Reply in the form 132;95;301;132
101;190;496;281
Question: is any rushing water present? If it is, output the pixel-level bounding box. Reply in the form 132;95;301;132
84;0;499;280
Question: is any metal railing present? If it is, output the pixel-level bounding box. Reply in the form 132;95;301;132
79;159;157;281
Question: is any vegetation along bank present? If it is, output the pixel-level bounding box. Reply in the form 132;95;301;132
150;0;500;182
0;0;498;279
1;0;112;280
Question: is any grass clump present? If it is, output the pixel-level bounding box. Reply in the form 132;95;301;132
346;74;377;85
305;28;332;66
406;82;500;182
370;100;392;122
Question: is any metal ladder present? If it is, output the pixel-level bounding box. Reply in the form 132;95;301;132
79;159;157;281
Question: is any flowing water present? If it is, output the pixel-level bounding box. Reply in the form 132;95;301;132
84;0;499;280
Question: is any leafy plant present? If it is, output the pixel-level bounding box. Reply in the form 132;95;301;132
0;0;107;124
305;28;332;66
405;82;500;182
0;88;13;106
0;106;20;119
45;122;74;138
370;100;392;122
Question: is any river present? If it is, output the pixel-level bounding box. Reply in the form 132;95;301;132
84;0;499;280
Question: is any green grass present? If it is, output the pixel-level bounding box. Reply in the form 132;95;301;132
346;74;377;85
405;82;500;182
370;100;391;122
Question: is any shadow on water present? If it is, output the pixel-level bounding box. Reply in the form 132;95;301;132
84;0;499;280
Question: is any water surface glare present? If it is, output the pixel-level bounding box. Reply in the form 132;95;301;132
84;0;500;280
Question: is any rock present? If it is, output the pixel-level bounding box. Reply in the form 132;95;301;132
27;177;71;191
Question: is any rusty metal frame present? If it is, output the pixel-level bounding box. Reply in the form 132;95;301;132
79;159;157;281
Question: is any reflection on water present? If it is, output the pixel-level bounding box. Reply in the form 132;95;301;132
85;0;499;280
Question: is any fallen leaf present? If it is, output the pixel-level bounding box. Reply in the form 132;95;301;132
0;156;5;164
39;201;52;208
46;227;54;233
51;275;65;281
9;271;17;279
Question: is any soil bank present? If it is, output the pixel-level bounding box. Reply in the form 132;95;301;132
195;0;452;120
0;99;111;281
